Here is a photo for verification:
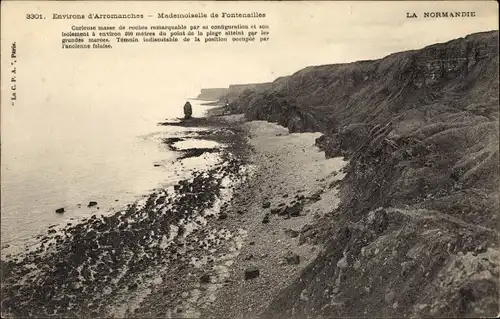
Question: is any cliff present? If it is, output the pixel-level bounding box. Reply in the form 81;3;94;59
196;83;273;103
195;88;229;101
220;83;273;103
234;31;499;318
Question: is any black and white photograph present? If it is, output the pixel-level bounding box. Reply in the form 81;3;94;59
1;1;499;318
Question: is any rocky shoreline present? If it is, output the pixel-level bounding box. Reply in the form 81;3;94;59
0;114;253;318
1;113;350;319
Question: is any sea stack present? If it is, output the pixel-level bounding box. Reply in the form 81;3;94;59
183;101;192;120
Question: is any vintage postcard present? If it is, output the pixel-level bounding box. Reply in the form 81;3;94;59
1;1;499;318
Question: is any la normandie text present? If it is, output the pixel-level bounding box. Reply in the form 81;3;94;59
406;11;476;18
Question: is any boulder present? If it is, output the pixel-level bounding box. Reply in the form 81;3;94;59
87;201;98;208
219;212;228;220
277;206;288;216
279;202;303;217
271;207;281;214
55;208;65;214
289;203;303;217
200;273;211;283
262;215;270;224
284;229;299;238
245;266;260;280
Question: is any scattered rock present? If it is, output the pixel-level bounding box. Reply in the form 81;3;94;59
262;215;270;224
87;201;98;208
262;201;271;209
329;180;341;189
278;202;303;217
284;252;300;265
278;206;288;216
200;273;211;284
245;266;260;280
128;283;138;290
271;207;281;214
219;212;228;220
309;190;323;201
295;194;306;201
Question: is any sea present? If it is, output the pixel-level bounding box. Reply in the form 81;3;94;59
1;96;216;257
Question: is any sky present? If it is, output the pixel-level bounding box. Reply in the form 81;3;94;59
1;1;498;112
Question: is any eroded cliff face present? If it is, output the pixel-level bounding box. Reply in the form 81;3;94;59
197;83;274;104
236;31;498;130
196;88;229;101
220;83;273;103
232;31;499;318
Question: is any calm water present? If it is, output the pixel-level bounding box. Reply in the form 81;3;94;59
1;97;215;255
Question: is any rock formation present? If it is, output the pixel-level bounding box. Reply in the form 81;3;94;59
183;101;193;120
